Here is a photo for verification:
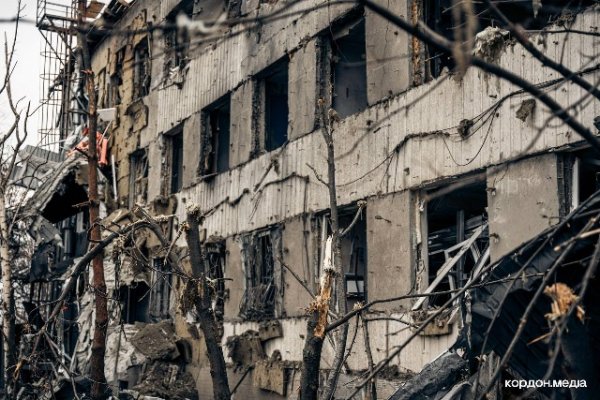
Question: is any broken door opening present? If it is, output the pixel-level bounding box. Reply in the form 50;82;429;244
330;17;367;118
201;94;230;176
258;59;289;152
416;181;489;310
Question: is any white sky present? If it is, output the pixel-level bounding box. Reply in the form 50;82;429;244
0;0;42;145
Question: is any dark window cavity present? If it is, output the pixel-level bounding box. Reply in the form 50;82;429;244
120;282;151;324
315;205;367;310
560;149;600;215
423;0;454;80
421;181;489;308
133;39;151;99
259;59;289;152
330;18;367;118
164;1;193;73
129;149;148;208
169;130;184;194
201;94;230;176
108;47;125;106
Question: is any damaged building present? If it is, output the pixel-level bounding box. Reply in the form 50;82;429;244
12;0;600;398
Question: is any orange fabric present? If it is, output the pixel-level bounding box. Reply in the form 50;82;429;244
68;128;109;167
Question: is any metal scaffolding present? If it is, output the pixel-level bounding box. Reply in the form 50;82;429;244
36;0;77;151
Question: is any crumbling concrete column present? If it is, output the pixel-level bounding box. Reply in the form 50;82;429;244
487;153;561;261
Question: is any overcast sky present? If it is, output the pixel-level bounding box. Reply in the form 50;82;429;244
1;0;42;145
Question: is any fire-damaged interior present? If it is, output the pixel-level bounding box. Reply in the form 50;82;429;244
418;181;489;309
239;227;282;320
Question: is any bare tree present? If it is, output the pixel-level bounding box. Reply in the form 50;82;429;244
183;207;231;400
0;0;30;394
74;0;110;398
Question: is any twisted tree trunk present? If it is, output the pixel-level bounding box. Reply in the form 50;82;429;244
184;209;231;400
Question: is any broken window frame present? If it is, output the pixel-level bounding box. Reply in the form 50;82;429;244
200;94;231;177
239;227;283;321
415;180;490;313
206;242;226;323
313;205;368;310
133;38;151;100
324;14;368;119
256;58;289;153
164;127;184;195
559;148;600;215
422;0;454;81
163;1;193;74
148;258;171;322
128;148;148;208
108;47;125;107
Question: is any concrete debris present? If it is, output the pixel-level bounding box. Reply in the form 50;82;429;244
131;321;181;361
258;320;283;341
104;324;147;384
126;100;149;133
515;99;536;122
133;361;198;400
226;330;266;366
473;27;510;63
253;351;287;395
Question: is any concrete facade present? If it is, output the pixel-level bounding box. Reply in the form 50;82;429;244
79;0;600;398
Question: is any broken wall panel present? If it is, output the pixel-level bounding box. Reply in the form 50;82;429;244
288;39;318;141
487;154;561;261
224;236;245;320
365;0;411;102
181;113;202;188
229;81;255;168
